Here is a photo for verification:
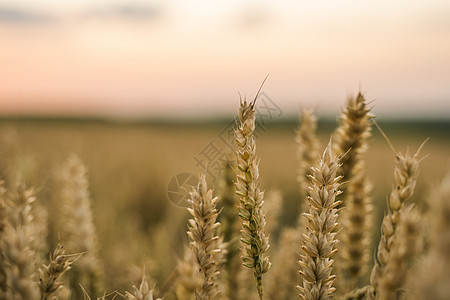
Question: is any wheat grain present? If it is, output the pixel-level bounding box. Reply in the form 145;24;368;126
297;141;343;300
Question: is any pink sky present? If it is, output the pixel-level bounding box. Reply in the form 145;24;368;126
1;0;449;118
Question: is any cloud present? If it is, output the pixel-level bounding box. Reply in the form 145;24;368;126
0;6;55;24
235;5;271;32
85;4;163;21
115;4;161;19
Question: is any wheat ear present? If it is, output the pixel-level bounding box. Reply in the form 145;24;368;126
126;272;161;300
333;92;372;186
234;97;271;299
187;172;221;300
295;108;320;199
0;181;8;299
377;205;422;300
57;155;102;299
409;173;450;300
38;244;78;300
339;163;373;289
297;141;343;300
368;146;422;298
2;182;39;300
266;227;298;300
176;247;202;300
333;93;373;289
217;161;241;300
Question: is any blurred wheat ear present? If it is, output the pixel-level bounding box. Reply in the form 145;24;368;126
332;93;373;291
0;181;8;299
217;160;242;300
1;181;40;300
295;108;320;200
126;272;161;300
368;144;424;299
408;173;450;300
56;155;103;299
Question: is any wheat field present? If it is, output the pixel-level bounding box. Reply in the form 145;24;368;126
0;93;449;300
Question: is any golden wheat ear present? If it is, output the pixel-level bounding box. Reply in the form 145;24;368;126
368;143;425;299
297;141;343;300
38;243;81;300
175;246;202;300
406;173;450;300
125;271;162;300
57;155;103;299
2;181;40;300
216;159;242;300
266;226;298;300
332;93;373;290
234;97;270;300
377;205;422;300
186;172;222;299
295;108;320;199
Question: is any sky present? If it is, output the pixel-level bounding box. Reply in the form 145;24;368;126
0;0;449;119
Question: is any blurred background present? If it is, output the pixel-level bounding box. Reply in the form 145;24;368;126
1;0;450;118
0;0;449;297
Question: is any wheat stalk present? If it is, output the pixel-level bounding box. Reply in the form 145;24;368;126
297;141;343;300
186;172;221;300
234;97;271;300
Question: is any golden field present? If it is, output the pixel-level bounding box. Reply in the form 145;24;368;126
0;113;449;299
